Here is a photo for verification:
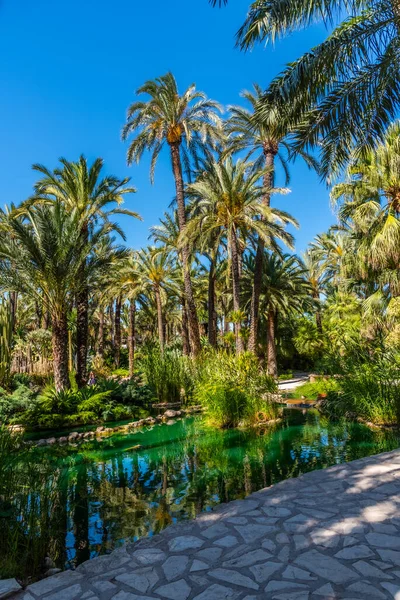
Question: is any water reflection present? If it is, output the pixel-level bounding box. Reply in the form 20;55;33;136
24;409;400;571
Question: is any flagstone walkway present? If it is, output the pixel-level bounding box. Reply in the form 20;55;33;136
11;449;400;600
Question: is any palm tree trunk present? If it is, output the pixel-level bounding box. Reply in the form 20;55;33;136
68;329;73;372
10;291;17;332
128;299;135;377
313;292;323;334
248;146;276;353
76;285;88;388
169;142;201;356
230;227;244;354
97;309;104;357
208;257;217;347
109;302;115;349
52;312;70;391
114;296;122;368
181;297;190;355
155;284;165;349
267;308;278;377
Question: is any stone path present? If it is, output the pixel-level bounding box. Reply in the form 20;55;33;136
11;448;400;600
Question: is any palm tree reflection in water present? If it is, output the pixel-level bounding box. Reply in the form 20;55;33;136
24;412;400;571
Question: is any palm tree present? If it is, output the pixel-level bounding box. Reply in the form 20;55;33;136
185;157;297;353
254;253;314;376
331;121;400;271
150;210;191;354
122;72;222;356
106;253;143;376
235;0;400;177
25;155;139;386
225;84;316;352
136;247;175;350
0;204;114;390
302;249;327;334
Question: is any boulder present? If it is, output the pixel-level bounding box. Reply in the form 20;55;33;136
46;437;56;445
58;436;68;443
164;409;177;419
36;439;47;447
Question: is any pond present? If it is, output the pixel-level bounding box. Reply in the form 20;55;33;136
10;410;400;575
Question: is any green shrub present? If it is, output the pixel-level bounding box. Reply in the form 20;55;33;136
319;350;400;425
196;382;272;428
193;351;278;428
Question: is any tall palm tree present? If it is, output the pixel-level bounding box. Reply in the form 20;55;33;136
136;247;175;350
254;253;314;376
235;0;400;177
185;157;296;353
122;72;223;356
226;84;316;352
25;156;139;386
0;204;115;390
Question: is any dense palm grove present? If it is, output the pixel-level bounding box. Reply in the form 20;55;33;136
0;70;399;430
3;0;400;586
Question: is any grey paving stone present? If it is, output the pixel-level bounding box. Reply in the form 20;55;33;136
249;561;283;583
262;539;277;553
334;544;375;559
131;548;166;565
26;571;83;596
272;592;310;600
168;536;204;552
209;568;259;590
346;580;387;598
282;565;317;581
262;506;292;518
190;559;208;572
156;579;191;600
223;548;272;568
111;592;157;600
377;548;400;565
162;555;189;581
196;547;223;561
0;578;21;598
214;535;239;548
115;568;158;593
312;582;336;597
295;550;358;584
192;584;240;599
45;584;83;600
353;559;393;579
234;524;276;543
93;580;118;593
342;536;358;547
381;581;400;597
366;532;400;549
276;533;290;544
265;581;309;593
202;523;230;539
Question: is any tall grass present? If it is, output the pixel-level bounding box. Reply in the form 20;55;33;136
194;351;278;428
139;344;194;404
319;349;400;425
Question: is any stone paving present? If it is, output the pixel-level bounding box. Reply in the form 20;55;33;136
11;448;400;600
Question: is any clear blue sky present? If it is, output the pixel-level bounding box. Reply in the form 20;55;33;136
0;0;335;254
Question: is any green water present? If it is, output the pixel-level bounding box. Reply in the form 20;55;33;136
24;410;400;570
